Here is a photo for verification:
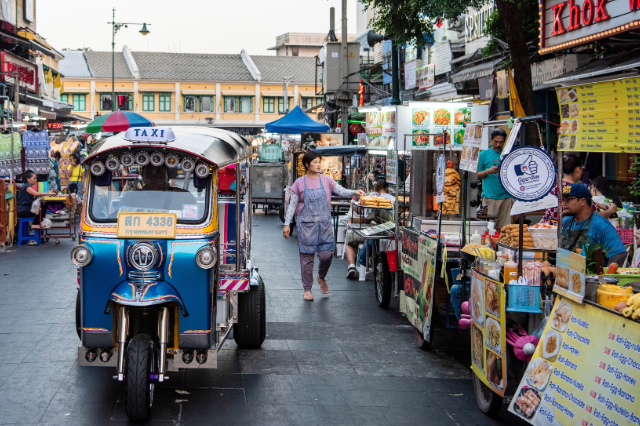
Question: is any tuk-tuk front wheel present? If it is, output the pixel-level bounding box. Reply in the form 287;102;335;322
233;281;266;349
125;334;154;423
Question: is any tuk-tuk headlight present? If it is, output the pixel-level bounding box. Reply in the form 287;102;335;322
71;245;93;267
196;246;217;269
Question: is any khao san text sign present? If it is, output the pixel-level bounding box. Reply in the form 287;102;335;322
540;0;640;54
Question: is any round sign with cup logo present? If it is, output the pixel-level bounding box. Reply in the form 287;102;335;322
499;147;556;202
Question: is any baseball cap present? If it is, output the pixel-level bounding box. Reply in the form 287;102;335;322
562;183;591;201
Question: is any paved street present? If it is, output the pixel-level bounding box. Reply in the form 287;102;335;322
0;213;519;425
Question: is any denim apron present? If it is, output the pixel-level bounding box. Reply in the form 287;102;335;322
561;213;593;253
297;176;335;254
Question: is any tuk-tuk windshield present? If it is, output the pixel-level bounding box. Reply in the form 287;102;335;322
89;164;209;223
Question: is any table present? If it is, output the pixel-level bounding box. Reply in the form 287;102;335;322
40;196;77;241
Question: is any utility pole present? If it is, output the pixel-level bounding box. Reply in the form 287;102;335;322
340;0;349;137
283;75;294;114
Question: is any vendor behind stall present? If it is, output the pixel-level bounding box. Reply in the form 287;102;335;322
477;129;512;229
561;184;627;265
17;170;57;231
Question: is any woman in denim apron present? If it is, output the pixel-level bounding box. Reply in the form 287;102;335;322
284;151;363;300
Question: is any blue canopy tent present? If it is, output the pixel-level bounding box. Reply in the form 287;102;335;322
265;106;330;134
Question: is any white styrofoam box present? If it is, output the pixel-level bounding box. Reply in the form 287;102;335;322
413;217;490;236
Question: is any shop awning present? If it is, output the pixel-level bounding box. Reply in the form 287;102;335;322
451;57;507;83
261;91;292;97
138;87;175;92
30;40;56;58
416;82;458;101
221;90;254;96
265;105;329;134
64;86;90;93
543;50;640;86
311;145;367;156
40;110;56;120
57;113;91;123
182;89;216;95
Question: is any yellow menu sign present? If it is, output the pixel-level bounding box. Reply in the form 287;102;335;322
557;77;640;152
117;212;177;239
508;297;640;425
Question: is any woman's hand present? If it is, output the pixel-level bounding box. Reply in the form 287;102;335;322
354;189;365;197
283;225;290;239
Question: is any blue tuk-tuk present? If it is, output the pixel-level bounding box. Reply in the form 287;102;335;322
71;126;264;422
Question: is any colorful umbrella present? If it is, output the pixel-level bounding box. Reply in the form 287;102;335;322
85;111;152;133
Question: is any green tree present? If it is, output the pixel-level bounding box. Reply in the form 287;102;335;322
361;0;540;142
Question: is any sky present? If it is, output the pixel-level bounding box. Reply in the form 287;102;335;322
37;0;358;55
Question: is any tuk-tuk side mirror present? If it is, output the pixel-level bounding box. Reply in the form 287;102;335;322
94;171;112;187
194;173;207;189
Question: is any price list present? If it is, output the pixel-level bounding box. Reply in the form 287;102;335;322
557;78;640;152
508;298;640;425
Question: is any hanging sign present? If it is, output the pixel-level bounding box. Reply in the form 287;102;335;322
500;120;522;159
436;154;446;203
499;147;556;202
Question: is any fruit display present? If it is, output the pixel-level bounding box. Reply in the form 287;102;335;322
622;292;640;319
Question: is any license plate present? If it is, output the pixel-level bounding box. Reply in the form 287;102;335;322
117;212;177;239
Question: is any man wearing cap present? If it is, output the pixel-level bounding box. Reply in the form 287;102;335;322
561;184;627;265
477;129;512;228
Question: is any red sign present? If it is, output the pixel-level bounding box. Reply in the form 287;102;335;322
540;0;640;53
47;122;63;130
1;51;38;93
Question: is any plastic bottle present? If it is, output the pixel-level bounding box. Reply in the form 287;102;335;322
503;255;518;284
472;231;481;245
490;232;500;248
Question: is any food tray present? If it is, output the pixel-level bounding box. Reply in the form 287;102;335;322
353;201;393;210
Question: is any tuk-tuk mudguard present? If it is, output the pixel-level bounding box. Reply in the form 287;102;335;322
80;237;216;349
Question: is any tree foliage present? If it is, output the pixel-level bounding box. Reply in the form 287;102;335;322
483;0;540;60
359;0;488;49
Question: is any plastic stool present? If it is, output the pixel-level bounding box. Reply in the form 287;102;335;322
17;217;40;246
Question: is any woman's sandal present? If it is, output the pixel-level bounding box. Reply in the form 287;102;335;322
303;291;314;301
317;275;329;294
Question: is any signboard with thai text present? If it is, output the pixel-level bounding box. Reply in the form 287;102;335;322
540;0;640;54
1;51;37;93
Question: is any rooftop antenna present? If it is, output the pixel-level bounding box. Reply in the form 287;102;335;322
328;7;338;42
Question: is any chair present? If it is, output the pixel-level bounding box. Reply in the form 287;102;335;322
17;217;40;246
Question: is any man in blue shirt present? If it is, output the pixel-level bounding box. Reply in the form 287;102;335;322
561;184;627;265
477;129;512;228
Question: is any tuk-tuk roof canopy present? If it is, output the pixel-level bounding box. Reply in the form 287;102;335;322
85;126;252;167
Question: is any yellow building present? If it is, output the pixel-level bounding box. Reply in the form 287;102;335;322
59;47;324;133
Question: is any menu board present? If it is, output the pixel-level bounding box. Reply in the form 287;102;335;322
400;229;437;338
409;107;468;150
470;270;508;397
386;149;397;184
360;220;395;236
366;111;396;149
553;248;587;304
460;123;483;172
508;297;640;425
556;77;640;152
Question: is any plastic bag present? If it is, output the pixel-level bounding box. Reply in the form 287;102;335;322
41;218;52;229
30;197;41;214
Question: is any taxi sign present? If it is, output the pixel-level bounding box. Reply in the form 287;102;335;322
117;212;177;239
123;127;176;143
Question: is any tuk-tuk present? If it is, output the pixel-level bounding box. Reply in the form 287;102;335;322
71;126;264;422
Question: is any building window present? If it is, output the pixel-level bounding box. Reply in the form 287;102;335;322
303;97;313;109
278;97;293;114
184;96;197;112
60;94;68;104
263;97;275;113
200;96;214;112
291;46;299;56
72;94;86;111
142;93;155;112
224;96;236;112
117;94;132;111
316;97;323;106
101;94;112;111
159;93;171;112
239;96;253;113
